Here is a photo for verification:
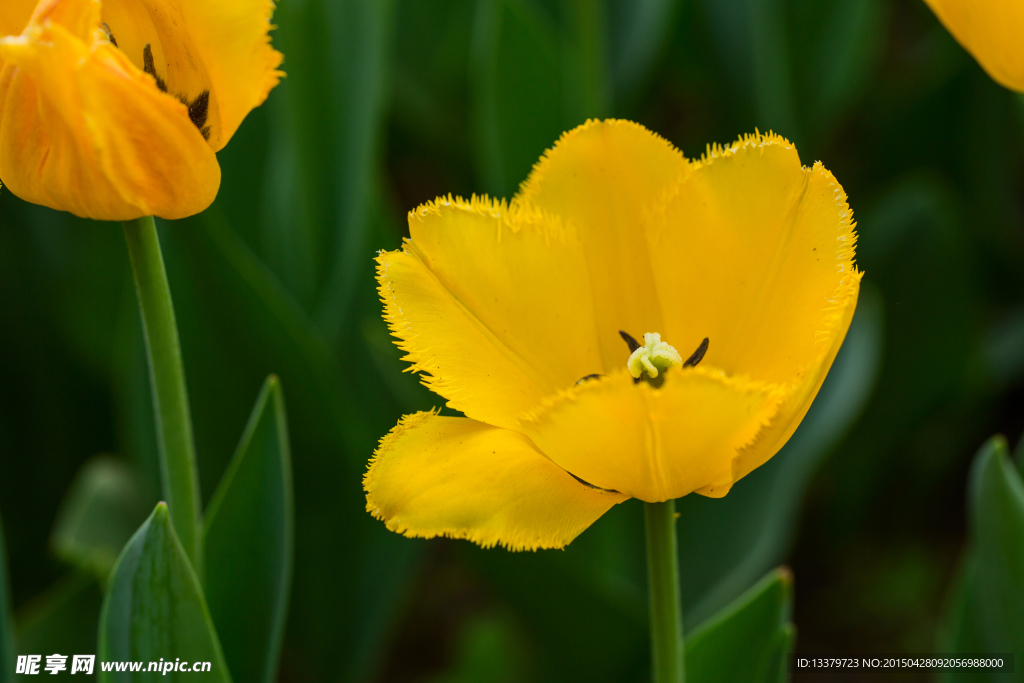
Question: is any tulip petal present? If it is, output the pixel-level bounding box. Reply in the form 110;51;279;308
381;195;602;429
722;279;859;490
171;0;282;150
365;411;627;550
924;0;1024;92
647;134;860;387
0;0;220;220
644;134;861;491
516;119;688;372
0;0;35;39
519;369;781;502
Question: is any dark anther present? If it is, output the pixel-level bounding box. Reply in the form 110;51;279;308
142;44;167;93
575;373;603;386
684;337;710;367
187;91;211;139
568;471;618;493
101;23;118;48
619;330;641;353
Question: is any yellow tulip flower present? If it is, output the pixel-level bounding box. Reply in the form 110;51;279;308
923;0;1024;92
366;120;862;550
0;0;282;220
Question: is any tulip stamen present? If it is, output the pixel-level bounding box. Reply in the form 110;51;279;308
184;91;212;140
684;337;710;367
621;331;708;387
141;43;212;140
143;44;168;93
100;23;118;48
567;471;619;493
619;330;641;353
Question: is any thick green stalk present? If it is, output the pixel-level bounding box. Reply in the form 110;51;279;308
645;499;685;683
123;216;203;577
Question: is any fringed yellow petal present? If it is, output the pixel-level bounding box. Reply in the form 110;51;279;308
381;195;603;428
645;133;861;492
721;276;860;491
98;0;282;151
99;0;223;147
172;0;282;150
377;248;545;429
515;119;688;372
406;194;603;399
365;411;627;550
924;0;1024;92
520;369;782;502
0;0;220;220
648;134;860;386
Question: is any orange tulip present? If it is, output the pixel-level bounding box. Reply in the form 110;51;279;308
923;0;1024;92
0;0;282;220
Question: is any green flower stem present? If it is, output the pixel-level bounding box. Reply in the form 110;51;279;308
645;499;684;683
123;216;203;577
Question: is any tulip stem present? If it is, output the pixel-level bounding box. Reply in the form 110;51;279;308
123;216;203;578
645;499;685;683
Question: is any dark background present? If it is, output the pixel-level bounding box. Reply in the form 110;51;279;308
2;0;1023;681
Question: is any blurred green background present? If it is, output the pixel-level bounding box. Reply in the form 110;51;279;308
2;0;1023;681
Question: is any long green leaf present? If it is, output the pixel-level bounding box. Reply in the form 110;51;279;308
203;376;293;683
680;286;883;624
685;568;794;683
0;513;13;681
936;557;991;683
15;572;103;660
464;539;647;683
471;0;608;199
608;0;681;104
50;457;151;582
315;0;397;339
98;503;231;682
968;436;1024;660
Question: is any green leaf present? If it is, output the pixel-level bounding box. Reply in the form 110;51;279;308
0;513;13;679
50;457;151;582
252;0;396;335
432;614;529;683
98;503;231;682
608;0;681;104
314;0;397;339
679;286;883;624
934;437;1024;683
806;0;885;139
935;557;991;683
15;572;103;659
203;376;293;683
1016;432;1024;473
967;436;1024;659
685;567;794;683
464;538;647;683
166;201;424;683
470;0;608;199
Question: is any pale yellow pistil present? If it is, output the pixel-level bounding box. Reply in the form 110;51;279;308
627;333;683;380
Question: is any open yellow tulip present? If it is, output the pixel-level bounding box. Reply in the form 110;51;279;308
0;0;282;220
923;0;1024;92
366;120;862;550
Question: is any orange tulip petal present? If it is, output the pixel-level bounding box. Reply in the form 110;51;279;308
924;0;1024;92
0;0;220;220
173;0;282;150
0;0;34;39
